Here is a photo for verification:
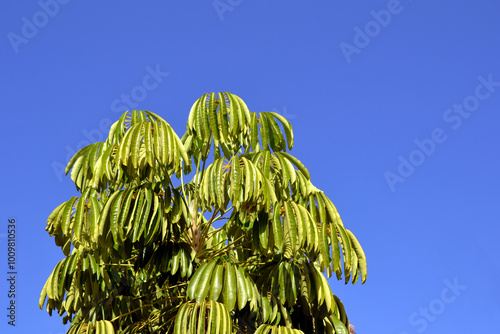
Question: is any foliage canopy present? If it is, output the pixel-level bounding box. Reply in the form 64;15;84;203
41;92;367;334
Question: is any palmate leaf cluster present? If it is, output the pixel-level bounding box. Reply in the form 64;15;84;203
40;92;367;334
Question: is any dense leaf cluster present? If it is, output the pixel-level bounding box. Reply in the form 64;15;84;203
41;93;367;334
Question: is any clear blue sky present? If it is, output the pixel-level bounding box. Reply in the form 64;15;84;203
1;1;499;333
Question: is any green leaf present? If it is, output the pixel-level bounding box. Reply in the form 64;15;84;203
228;93;240;136
144;194;161;245
138;188;153;243
235;265;248;310
260;113;270;151
346;229;367;284
72;191;88;248
195;94;208;139
284;201;298;254
117;189;134;241
320;218;332;277
250;112;259;151
231;155;241;205
130;190;145;242
188;97;201;133
279;152;310;180
118;124;135;167
223;262;237;311
197;301;207;334
258;214;269;250
218;92;229;142
144;122;154;167
267;112;294;150
209;263;224;301
272;208;283;253
275;152;291;189
290;202;304;249
243;158;254;202
335;222;352;283
330;314;349;334
266;115;285;151
195;260;217;302
215;158;225;209
174;303;189;334
152;121;162;164
172;123;191;168
66;145;89;175
209;92;220;142
234;94;251;126
201;96;211;141
316;194;327;225
159;121;170;164
129;123;143;169
278;263;287;303
61;197;78;236
57;257;70;299
109;191;125;244
170;246;180;275
187;262;208;300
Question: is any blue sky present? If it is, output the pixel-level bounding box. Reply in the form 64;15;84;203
1;1;500;333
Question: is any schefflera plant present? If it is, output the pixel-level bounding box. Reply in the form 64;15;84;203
40;92;367;334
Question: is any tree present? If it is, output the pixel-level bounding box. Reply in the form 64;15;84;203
40;92;367;334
